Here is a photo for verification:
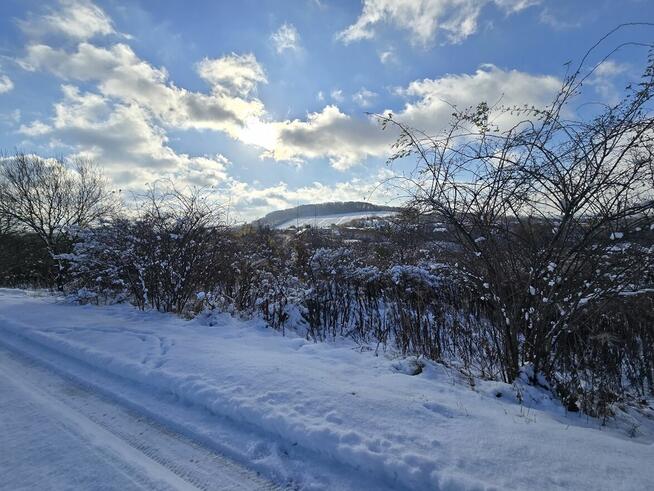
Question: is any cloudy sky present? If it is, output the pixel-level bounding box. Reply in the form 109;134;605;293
0;0;651;220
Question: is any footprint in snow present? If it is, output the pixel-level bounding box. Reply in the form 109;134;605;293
249;441;272;461
325;412;343;424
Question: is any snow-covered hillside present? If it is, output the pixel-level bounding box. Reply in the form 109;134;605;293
251;201;401;229
275;211;397;229
1;289;653;490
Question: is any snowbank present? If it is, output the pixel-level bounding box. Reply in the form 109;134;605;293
0;289;652;490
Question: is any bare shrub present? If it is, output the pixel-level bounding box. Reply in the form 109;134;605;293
66;183;224;313
378;34;654;410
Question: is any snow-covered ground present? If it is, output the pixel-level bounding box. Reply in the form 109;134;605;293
1;289;653;490
0;346;276;491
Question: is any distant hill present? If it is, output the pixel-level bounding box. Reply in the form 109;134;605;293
252;201;403;229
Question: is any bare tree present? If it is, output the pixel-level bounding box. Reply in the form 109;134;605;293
379;35;654;399
0;153;116;286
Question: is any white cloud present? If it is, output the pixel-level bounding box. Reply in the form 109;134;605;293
264;65;560;170
18;32;562;176
395;64;560;133
18;0;116;41
338;0;539;45
0;109;21;126
353;88;378;108
19;84;230;188
50;86;190;171
493;0;540;13
0;75;14;94
16;39;271;184
197;53;267;97
12;1;406;210
22;87;398;218
379;48;397;64
19;43;266;135
271;23;301;54
539;8;582;30
593;60;628;78
588;60;630;104
262;105;391;170
330;89;344;102
14;2;562;203
174;154;232;188
19;42;123;79
19;120;50;136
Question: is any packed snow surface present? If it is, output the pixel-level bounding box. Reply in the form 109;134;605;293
0;353;191;491
1;289;653;490
0;346;277;491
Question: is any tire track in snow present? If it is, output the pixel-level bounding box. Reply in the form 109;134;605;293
0;347;282;491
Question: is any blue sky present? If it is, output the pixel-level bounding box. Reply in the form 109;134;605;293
0;0;652;220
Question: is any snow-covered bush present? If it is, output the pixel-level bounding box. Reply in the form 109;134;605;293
205;227;300;332
54;178;653;418
60;221;133;304
44;197;654;418
65;184;224;314
379;44;654;414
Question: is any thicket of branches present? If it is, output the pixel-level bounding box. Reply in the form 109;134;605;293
64;215;504;377
63;183;224;312
378;36;654;413
1;152;652;418
58;216;653;417
1;36;653;419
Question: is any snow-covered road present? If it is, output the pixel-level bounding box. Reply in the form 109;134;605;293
0;346;279;491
